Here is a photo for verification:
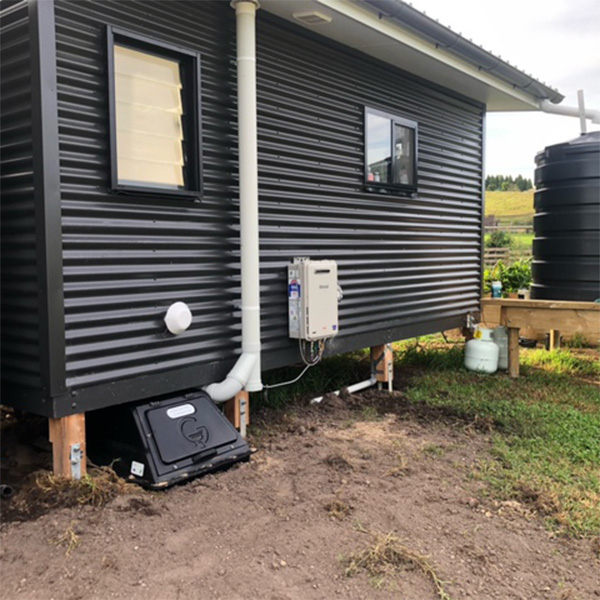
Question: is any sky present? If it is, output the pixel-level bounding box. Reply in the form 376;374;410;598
409;0;600;180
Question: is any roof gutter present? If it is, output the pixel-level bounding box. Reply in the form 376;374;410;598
361;0;564;104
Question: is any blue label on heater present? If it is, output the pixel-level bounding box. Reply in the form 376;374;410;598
289;281;300;299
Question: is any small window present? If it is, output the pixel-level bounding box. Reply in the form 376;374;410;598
365;108;418;193
107;28;201;196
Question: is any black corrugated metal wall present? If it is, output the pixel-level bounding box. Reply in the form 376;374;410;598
25;0;482;413
55;0;241;398
256;18;484;363
0;1;41;391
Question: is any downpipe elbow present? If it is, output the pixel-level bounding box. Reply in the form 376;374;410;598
204;353;257;403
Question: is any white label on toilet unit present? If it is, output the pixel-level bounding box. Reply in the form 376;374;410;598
131;461;145;477
166;403;196;419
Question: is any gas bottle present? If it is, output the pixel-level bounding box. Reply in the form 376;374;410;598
492;326;508;370
464;328;499;374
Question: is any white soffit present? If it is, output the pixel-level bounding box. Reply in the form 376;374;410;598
259;0;542;111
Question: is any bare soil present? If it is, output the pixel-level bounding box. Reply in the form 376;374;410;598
1;391;598;600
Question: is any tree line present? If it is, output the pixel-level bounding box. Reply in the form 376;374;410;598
485;174;533;191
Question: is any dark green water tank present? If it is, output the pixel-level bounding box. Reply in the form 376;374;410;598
531;130;600;301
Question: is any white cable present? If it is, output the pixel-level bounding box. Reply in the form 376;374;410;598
299;339;323;366
263;363;314;390
264;339;326;390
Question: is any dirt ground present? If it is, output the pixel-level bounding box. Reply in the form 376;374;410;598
1;390;598;600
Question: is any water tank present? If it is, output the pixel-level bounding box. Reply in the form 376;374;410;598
531;130;600;301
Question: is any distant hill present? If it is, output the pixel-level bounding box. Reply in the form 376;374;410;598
485;190;534;225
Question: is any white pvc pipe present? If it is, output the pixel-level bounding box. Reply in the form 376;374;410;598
205;0;263;405
204;352;256;402
235;0;262;393
310;377;377;405
540;99;600;125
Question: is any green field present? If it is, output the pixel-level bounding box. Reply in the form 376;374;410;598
511;233;533;252
484;232;533;253
485;190;534;224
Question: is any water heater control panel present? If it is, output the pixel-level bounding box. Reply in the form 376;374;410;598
288;258;339;341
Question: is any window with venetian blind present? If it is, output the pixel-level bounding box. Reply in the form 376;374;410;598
107;28;201;195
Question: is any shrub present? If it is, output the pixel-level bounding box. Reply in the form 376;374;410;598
483;259;532;296
503;259;532;293
486;230;512;248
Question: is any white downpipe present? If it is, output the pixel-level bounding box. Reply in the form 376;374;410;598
205;0;262;403
310;377;377;405
236;0;262;392
204;352;256;402
540;99;600;125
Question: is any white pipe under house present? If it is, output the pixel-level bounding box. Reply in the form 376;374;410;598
310;377;378;405
205;0;263;402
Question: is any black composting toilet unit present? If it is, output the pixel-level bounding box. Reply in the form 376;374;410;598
88;391;251;488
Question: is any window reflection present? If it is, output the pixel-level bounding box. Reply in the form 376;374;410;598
393;124;414;186
365;108;417;192
367;113;391;184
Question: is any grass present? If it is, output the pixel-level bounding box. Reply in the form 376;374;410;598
55;521;80;556
521;348;600;378
484;189;534;262
485;190;534;223
399;342;600;536
345;531;451;599
255;350;369;408
509;232;533;252
5;466;132;521
484;232;533;253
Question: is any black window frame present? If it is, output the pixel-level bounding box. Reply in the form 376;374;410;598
107;26;202;199
364;107;418;196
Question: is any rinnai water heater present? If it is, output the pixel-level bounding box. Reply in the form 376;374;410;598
288;258;339;341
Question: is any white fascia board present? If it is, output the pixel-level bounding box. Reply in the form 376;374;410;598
316;0;540;109
260;0;541;111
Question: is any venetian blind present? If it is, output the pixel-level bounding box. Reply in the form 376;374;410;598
114;45;185;188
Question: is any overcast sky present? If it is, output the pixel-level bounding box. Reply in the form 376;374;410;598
409;0;600;180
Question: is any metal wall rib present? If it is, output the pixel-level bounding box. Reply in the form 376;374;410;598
54;0;483;397
0;1;41;390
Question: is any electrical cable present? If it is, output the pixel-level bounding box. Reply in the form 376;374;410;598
299;338;324;366
263;362;314;390
263;338;327;390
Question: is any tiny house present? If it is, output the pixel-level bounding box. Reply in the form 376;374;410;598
1;0;563;474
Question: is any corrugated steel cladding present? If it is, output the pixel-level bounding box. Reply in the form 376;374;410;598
54;1;483;398
0;1;41;390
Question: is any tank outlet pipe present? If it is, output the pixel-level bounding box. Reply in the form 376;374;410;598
540;99;600;125
310;376;377;405
0;484;13;499
205;0;263;403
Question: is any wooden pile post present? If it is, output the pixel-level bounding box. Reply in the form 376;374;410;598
225;390;250;436
371;344;394;391
48;414;86;479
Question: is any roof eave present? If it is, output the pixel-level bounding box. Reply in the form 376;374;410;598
259;0;564;111
362;0;564;104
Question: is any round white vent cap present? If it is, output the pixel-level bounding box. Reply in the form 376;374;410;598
164;301;192;335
